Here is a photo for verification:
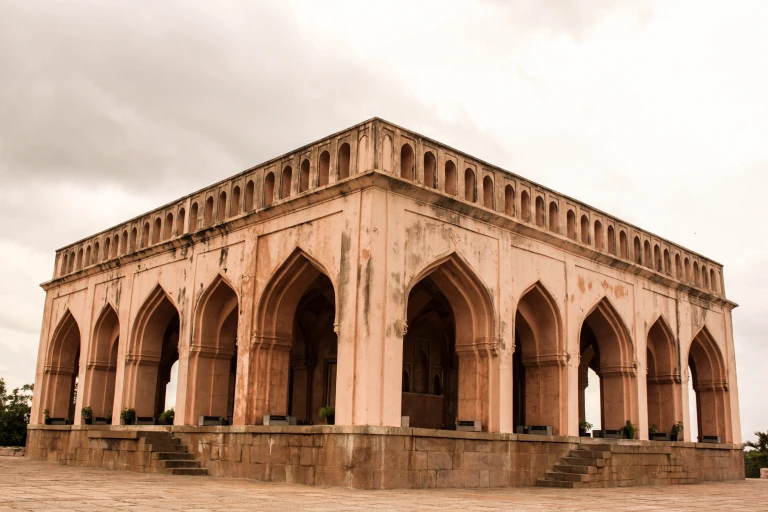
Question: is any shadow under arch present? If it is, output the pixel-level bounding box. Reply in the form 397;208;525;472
403;251;496;431
82;303;120;420
123;285;180;419
687;326;731;442
40;309;81;422
513;280;566;434
646;314;682;434
578;296;638;432
249;247;337;424
186;273;240;424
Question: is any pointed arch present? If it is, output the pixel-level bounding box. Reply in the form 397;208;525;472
687;326;730;442
514;280;566;434
40;310;81;422
646;314;681;435
406;250;496;430
186;274;240;424
250;247;337;424
83;304;120;420
123;285;180;419
579;296;637;431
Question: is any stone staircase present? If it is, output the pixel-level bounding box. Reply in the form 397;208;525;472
538;444;611;488
138;432;207;476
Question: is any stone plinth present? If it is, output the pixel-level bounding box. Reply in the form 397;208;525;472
761;468;768;479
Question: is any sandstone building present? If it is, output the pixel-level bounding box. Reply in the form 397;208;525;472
27;118;743;488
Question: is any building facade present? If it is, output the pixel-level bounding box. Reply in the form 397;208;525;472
27;118;743;487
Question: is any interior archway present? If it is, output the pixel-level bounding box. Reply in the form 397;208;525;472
83;305;120;421
123;286;180;420
513;282;565;434
41;311;81;422
403;253;495;430
646;316;681;435
187;276;239;424
578;298;637;433
250;249;337;424
688;327;730;442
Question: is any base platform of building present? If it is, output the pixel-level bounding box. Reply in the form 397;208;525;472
25;425;744;489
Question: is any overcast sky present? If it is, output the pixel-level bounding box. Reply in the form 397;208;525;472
1;0;765;442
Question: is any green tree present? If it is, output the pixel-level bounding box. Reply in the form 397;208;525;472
0;378;34;446
744;431;768;478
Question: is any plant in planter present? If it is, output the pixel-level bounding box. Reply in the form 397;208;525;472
105;410;113;424
319;406;335;425
158;408;175;426
649;423;657;435
579;421;593;437
671;422;684;441
43;408;51;425
622;420;637;440
120;408;136;425
81;406;94;425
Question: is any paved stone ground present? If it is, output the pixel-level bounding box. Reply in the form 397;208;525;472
0;457;765;511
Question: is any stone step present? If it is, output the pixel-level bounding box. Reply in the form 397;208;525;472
158;460;201;469
155;452;195;461
570;449;611;459
580;443;612;452
142;443;187;453
169;468;208;476
537;478;581;488
545;471;591;483
552;463;597;475
140;437;180;445
562;456;605;467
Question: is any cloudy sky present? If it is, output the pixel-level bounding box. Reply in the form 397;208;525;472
1;0;765;442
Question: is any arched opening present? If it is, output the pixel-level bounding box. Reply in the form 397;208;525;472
121;231;128;255
619;231;628;259
567;211;576;240
187;276;239;424
230;186;241;217
69;251;75;273
548;202;559;233
684;258;691;282
83;305;120;422
245;181;255;211
634;237;642;265
521;191;531;222
664;249;671;274
251;250;337;425
94;242;100;264
654;245;662;272
382;135;393;172
580;215;589;244
217;191;227;222
514;282;565;434
710;269;717;292
264;172;275;206
644;241;652;268
299;159;310;193
204;196;214;226
594;221;603;250
403;253;495;431
318;151;330;186
152;218;161;244
85;246;92;267
129;228;137;252
424;152;436;188
141;222;150;248
74;248;83;271
164;213;173;240
445;161;457;196
177;209;185;236
607;226;616;255
693;262;700;286
464;169;476;202
483;176;494;209
60;254;68;276
281;166;293;199
338;143;350;180
535;196;545;227
675;254;682;279
123;287;180;420
646;317;681;437
189;203;198;232
103;238;111;262
688;327;730;442
702;265;709;289
400;143;414;180
578;298;637;433
504;185;515;216
40;311;81;423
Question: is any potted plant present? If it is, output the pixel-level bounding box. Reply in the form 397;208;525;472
105;410;113;424
43;408;51;425
120;408;136;425
319;406;335;425
671;422;684;441
649;423;657;435
158;408;175;426
622;420;636;440
81;406;94;425
579;421;593;437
